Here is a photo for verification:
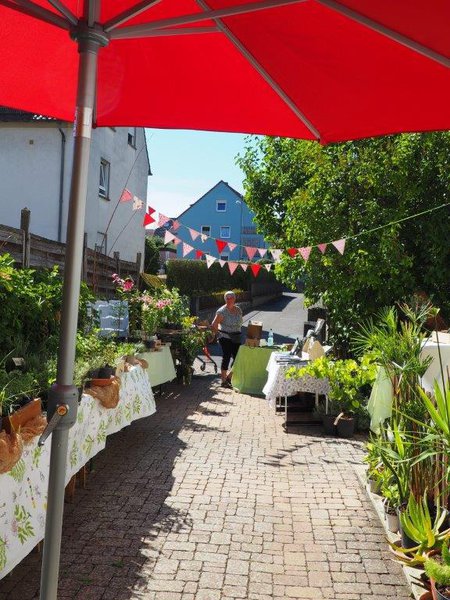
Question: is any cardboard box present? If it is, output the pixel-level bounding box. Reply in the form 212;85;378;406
245;338;260;347
247;320;263;340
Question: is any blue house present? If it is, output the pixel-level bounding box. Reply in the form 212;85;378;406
174;181;267;261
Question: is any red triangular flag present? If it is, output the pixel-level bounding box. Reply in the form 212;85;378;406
287;248;298;257
216;239;227;254
250;264;261;277
158;213;170;227
195;250;203;259
147;206;156;215
143;212;155;227
317;243;327;254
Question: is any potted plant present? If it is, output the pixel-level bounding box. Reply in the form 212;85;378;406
425;539;450;599
381;478;401;533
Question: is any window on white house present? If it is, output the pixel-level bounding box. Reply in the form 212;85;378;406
99;159;110;198
128;127;137;147
220;254;229;261
220;226;231;238
201;225;211;236
216;200;227;212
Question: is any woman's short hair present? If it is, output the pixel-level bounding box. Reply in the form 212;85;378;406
224;290;236;301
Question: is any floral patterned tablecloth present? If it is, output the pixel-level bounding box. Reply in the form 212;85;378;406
0;366;155;579
262;352;330;407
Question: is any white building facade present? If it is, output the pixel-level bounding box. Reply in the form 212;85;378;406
0;109;150;265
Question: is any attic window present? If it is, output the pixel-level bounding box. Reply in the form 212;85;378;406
216;200;227;212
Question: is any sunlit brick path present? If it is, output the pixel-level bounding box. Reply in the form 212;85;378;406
0;376;410;600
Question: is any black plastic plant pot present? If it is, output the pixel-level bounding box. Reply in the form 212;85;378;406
323;414;337;436
396;508;417;550
98;365;115;379
336;416;355;438
434;582;450;600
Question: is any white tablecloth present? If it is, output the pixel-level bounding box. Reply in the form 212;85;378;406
262;352;330;407
421;339;450;395
0;365;155;579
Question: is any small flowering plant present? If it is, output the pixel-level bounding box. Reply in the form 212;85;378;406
112;273;135;294
141;288;189;336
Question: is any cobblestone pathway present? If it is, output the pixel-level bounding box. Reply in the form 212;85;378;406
0;376;410;600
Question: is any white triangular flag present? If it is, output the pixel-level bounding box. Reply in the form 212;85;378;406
164;230;175;244
218;259;225;268
189;227;200;241
240;263;248;272
270;249;282;261
228;242;237;252
132;196;144;211
264;264;271;271
258;248;267;257
332;238;346;255
205;254;216;268
182;242;193;257
201;234;208;243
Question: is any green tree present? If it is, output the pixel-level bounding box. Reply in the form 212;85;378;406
144;235;165;274
237;133;450;353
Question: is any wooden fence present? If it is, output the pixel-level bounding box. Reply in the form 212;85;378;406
0;208;141;298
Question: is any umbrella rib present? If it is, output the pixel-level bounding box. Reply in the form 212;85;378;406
108;0;305;37
137;26;219;37
46;0;77;25
104;0;163;31
317;0;450;69
195;0;321;141
0;0;70;28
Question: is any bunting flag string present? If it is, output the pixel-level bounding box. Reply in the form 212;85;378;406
245;246;258;260
216;239;227;254
143;208;155;227
132;196;144;211
240;263;248;272
120;189;133;203
164;230;176;244
264;264;272;272
195;250;203;259
189;227;200;241
317;243;327;254
250;264;261;277
182;242;193;257
158;213;170;228
332;239;346;255
298;246;312;262
228;242;237;252
205;254;216;269
228;262;239;275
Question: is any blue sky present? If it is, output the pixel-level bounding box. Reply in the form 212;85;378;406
145;129;249;220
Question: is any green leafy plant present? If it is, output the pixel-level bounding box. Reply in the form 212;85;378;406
399;492;448;551
425;539;450;589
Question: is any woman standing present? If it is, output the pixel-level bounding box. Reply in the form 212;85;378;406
211;291;243;388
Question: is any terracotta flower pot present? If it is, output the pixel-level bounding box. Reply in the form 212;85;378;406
3;398;42;434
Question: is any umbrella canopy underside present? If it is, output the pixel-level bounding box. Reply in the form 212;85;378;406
1;0;449;143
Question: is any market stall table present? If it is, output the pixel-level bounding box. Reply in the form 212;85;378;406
263;352;330;427
138;346;176;388
231;346;280;395
0;365;155;580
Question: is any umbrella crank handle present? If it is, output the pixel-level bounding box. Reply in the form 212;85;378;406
38;405;69;446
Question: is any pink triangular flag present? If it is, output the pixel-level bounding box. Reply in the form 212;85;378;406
158;213;170;227
189;227;200;241
120;188;133;202
201;234;208;243
228;262;239;275
270;249;282;262
240;263;248;272
171;220;180;231
332;238;346;255
228;242;237;252
205;254;216;268
218;259;225;268
264;264;271;271
173;236;181;246
182;242;193;257
317;243;327;254
164;230;175;244
258;248;267;257
299;246;312;261
245;246;257;260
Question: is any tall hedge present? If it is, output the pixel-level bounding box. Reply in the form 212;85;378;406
166;259;277;296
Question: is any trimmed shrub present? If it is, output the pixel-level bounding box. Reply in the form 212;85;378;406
166;259;277;296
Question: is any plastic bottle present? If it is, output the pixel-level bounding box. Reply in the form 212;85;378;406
267;329;274;347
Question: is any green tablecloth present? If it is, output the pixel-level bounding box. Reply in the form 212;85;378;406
232;346;278;395
138;346;176;387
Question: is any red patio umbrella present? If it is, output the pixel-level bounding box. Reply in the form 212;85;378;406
0;1;449;599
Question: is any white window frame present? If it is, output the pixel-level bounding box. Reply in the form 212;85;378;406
128;127;137;147
216;200;227;212
201;225;211;236
99;158;110;199
220;225;231;239
220;253;229;261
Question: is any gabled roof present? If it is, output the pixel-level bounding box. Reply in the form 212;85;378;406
0;106;57;122
175;180;244;219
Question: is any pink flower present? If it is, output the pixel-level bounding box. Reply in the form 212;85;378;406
123;280;134;292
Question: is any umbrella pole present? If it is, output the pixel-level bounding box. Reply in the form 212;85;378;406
39;27;106;600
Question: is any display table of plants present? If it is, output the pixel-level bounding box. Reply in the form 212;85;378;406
0;363;155;579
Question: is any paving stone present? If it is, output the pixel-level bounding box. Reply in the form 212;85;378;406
0;377;411;600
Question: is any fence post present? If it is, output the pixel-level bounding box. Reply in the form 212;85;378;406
135;252;142;285
20;207;31;268
113;251;120;276
82;233;88;282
